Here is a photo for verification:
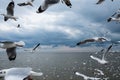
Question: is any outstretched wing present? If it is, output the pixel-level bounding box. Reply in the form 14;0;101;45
33;43;40;51
6;47;16;61
96;0;105;4
5;68;32;80
17;3;27;6
6;1;14;16
62;0;72;8
76;39;95;45
4;1;14;21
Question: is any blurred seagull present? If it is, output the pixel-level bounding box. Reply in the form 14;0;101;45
76;37;107;45
90;44;113;64
32;43;40;51
96;0;105;4
0;41;25;61
0;67;43;80
90;55;108;64
36;0;60;13
75;72;101;80
0;0;18;21
17;0;34;7
107;9;120;22
96;0;114;4
61;0;72;8
17;24;20;28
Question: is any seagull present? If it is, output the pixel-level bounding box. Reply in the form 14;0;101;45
75;72;101;80
17;24;20;28
36;0;60;13
90;44;113;64
17;0;34;7
107;14;120;22
0;41;25;61
90;55;108;64
76;37;107;45
0;0;18;21
96;0;114;4
0;67;43;80
32;43;40;51
61;0;72;8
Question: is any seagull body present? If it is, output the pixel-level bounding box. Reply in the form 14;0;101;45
37;0;60;13
17;0;34;7
76;37;107;45
0;1;18;21
0;67;43;80
61;0;72;8
0;41;25;61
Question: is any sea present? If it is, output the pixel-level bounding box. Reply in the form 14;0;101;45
0;51;120;80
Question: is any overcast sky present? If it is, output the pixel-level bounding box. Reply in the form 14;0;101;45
0;0;120;49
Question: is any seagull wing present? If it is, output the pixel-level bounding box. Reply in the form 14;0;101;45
6;47;16;61
5;68;32;80
76;39;95;45
33;43;40;51
63;0;72;8
116;14;120;19
4;1;14;21
17;3;27;6
31;0;34;2
6;1;14;16
0;41;13;43
96;0;105;4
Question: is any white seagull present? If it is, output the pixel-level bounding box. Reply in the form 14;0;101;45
76;37;107;45
0;41;25;61
36;0;60;13
107;8;120;23
17;0;34;7
90;44;113;64
0;67;43;80
0;0;18;21
75;72;101;80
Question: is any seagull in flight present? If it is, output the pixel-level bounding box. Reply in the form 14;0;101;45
76;37;107;45
0;67;43;80
107;9;120;23
36;0;60;13
96;0;114;4
90;44;113;64
0;41;25;61
75;72;101;80
0;0;18;21
17;0;34;7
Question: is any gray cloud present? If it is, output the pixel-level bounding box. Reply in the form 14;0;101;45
0;0;120;48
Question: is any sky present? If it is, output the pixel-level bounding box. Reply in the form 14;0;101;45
0;0;120;50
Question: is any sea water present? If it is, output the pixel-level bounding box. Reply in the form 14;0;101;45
0;51;120;80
